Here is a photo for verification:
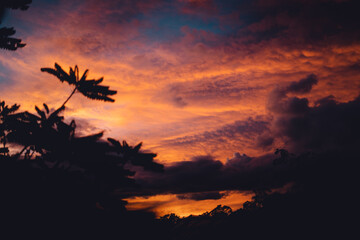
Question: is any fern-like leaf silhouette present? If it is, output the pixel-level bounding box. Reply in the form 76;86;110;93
41;63;117;106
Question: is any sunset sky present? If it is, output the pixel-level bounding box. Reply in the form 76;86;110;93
1;0;359;217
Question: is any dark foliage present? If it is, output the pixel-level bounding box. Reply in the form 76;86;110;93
0;0;32;10
0;27;26;50
0;64;164;239
0;1;30;50
0;100;20;155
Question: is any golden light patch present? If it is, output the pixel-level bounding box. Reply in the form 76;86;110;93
125;191;253;217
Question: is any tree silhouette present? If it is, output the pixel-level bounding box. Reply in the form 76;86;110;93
160;213;181;224
107;137;164;172
4;104;69;158
0;63;164;236
2;96;162;204
0;100;20;155
0;0;31;51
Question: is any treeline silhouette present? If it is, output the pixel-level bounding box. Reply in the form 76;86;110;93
113;160;351;240
158;149;357;240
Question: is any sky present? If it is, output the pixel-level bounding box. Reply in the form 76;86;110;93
1;0;360;217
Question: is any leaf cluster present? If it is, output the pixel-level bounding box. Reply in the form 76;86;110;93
41;63;117;103
0;100;20;154
0;27;26;50
0;1;30;51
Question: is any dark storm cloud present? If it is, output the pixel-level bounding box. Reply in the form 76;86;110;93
273;94;360;153
255;133;274;149
267;74;360;153
177;191;226;201
129;153;304;200
131;145;356;202
267;74;318;114
286;74;318;94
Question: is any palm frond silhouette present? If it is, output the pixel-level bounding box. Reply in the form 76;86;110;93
41;63;117;106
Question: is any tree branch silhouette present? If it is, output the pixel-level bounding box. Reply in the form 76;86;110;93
0;1;31;51
41;63;117;108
